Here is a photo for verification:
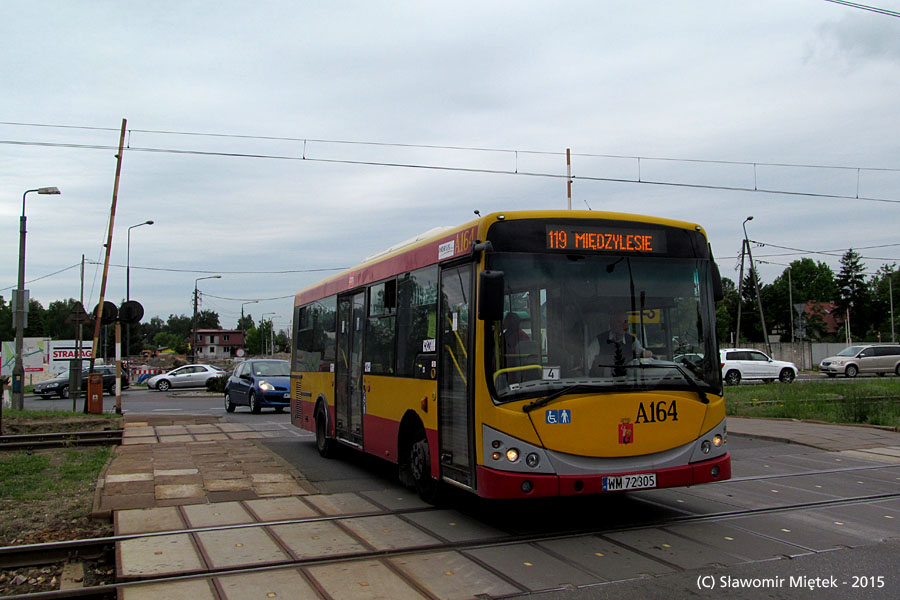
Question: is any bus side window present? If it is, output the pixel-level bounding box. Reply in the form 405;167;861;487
397;266;438;377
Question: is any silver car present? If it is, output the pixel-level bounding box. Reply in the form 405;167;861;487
146;364;226;391
819;344;900;378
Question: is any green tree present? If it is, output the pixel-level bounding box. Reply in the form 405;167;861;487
44;298;79;339
196;309;220;329
835;249;870;337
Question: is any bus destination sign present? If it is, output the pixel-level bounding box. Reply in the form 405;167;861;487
546;225;667;253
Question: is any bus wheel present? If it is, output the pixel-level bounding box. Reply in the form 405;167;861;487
315;408;335;458
410;430;438;503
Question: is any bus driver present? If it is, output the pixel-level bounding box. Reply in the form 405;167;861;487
588;310;652;377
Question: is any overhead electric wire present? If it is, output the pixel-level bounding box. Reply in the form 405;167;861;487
749;240;900;262
821;0;900;18
1;120;899;204
82;260;347;275
0;263;82;293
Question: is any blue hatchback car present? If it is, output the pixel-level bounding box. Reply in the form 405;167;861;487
224;359;291;413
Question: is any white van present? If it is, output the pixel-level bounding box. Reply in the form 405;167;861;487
819;344;900;378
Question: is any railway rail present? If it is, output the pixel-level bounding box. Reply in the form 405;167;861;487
2;461;898;600
0;430;123;451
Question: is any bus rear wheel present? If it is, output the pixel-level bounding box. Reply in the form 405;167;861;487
409;430;438;503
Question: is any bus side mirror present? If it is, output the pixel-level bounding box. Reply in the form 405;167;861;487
478;270;505;321
711;262;724;303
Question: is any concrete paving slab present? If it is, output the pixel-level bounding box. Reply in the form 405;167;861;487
117;534;205;577
464;542;599;590
537;535;675;581
115;506;186;535
633;488;745;514
808;504;900;543
840;449;900;463
121;578;217;600
195;527;289;568
341;514;440;550
193;433;230;441
154;468;200;477
216;568;320;599
359;488;431;511
603;527;745;569
269;520;368;558
305;492;381;515
728;512;872;551
777;470;900;496
307;559;427;600
122;437;157;445
390;550;522;599
253;480;306;496
156;483;205;500
158;434;195;443
182;501;255;528
403;509;507;543
661;521;804;561
245;496;319;522
106;472;154;483
204;478;253;492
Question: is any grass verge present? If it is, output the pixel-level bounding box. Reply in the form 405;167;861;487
725;379;900;428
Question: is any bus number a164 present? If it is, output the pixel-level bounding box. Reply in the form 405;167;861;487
635;400;678;423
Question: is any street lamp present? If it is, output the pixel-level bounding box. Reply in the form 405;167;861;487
126;220;154;357
240;301;258;357
192;275;221;363
12;187;61;410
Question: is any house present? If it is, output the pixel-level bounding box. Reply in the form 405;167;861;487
804;301;843;334
193;329;246;360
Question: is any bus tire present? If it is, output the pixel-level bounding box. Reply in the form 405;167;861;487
315;407;335;458
409;428;438;503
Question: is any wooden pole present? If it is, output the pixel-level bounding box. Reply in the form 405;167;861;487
87;118;126;410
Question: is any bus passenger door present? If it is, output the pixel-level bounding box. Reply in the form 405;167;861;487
335;291;365;445
438;263;474;488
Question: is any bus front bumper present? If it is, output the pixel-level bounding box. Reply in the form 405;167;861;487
475;452;731;499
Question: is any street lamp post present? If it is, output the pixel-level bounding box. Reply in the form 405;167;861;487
192;275;221;363
12;187;61;410
126;220;154;358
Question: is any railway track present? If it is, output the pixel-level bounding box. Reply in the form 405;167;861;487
0;430;123;451
2;461;898;600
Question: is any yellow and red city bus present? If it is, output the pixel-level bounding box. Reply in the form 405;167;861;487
291;210;730;501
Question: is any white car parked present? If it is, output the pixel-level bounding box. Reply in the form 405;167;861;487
146;364;226;391
720;348;798;386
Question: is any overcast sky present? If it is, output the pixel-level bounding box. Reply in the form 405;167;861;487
2;1;899;335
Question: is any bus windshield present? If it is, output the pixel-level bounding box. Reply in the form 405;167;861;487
486;252;721;401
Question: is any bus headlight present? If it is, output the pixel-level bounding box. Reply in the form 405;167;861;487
492;451;502;461
701;440;711;454
525;453;540;468
713;434;723;447
506;448;520;462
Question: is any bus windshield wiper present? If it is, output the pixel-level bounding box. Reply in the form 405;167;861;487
523;385;586;413
650;363;710;404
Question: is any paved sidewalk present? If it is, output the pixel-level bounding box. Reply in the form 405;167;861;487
727;416;900;452
92;415;315;518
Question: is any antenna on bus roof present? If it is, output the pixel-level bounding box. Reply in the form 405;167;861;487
474;210;481;216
